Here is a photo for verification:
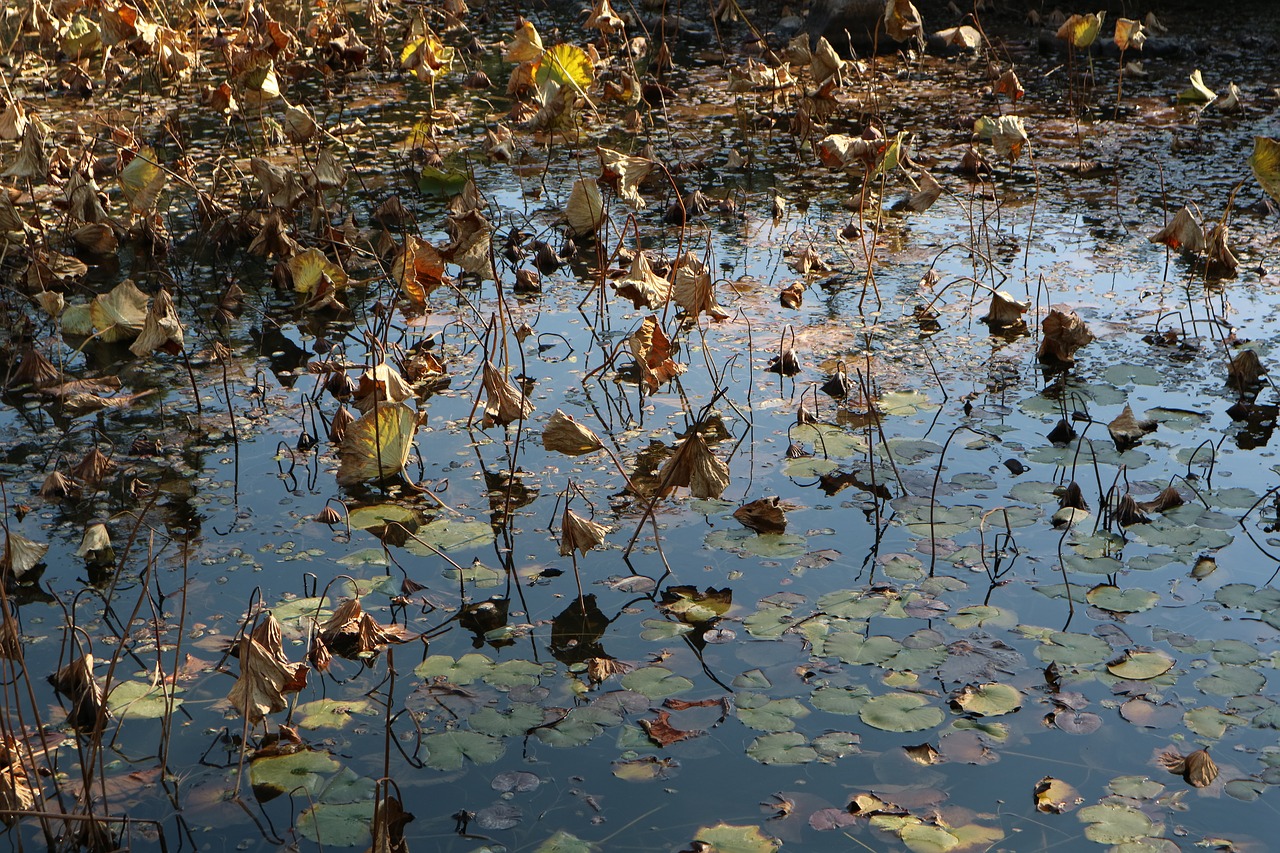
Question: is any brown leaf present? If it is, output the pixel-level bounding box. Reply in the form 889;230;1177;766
630;315;687;392
640;709;704;747
1114;493;1150;527
48;654;106;730
884;0;923;42
228;637;295;724
2;121;49;181
615;251;672;310
1107;404;1156;451
393;237;451;306
1160;747;1219;787
542;410;603;456
0;738;36;825
560;508;609;557
128;287;184;356
72;447;114;485
982;291;1029;329
482;361;533;425
369;795;414;853
1206;223;1238;276
779;281;804;309
903;743;942;765
586;656;634;683
1227;349;1266;394
672;251;728;321
1150;206;1205;254
733;497;788;534
354;362;414;413
443;207;494;281
1037;307;1094;366
656;431;729;499
320;599;415;658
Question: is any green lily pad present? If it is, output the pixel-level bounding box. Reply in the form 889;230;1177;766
621;666;695;700
705;528;808;558
1077;801;1159;845
250;749;341;801
817;589;890;620
486;659;548;690
1196;666;1266;697
1035;632;1112;667
107;680;182;720
1225;779;1267;801
812;731;861;759
1184;706;1245;739
534;830;596;853
745;732;818;765
1107;650;1175;680
948;605;1013;629
1216;583;1280;612
295;697;379;730
296;800;372;848
640;618;694;641
422;730;505;770
827;633;900;666
880;553;924;580
950;683;1021;717
692;822;781;853
415;652;494;685
440;559;502;587
898;821;960;853
790;424;867;458
1107;776;1164;799
736;693;810;732
811;685;873;715
535;709;606;747
469;703;546;737
1087;585;1159;613
1212;640;1260;666
407;518;494;552
860;693;945;733
743;604;795;639
348;504;420;531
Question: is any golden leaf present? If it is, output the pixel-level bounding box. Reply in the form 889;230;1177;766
565;178;604;236
129;287;184;356
90;279;149;343
1056;11;1105;48
615;251;672;309
482;361;533;425
1113;18;1145;51
542;410;604;455
1149;206;1205;254
504;20;543;63
810;36;844;84
656;431;729;499
673;251;728;321
630;315;687;391
336;401;418;486
560;508;609;556
1250;137;1280;203
597;147;653;209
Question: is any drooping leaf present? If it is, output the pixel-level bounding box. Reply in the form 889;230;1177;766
336;402;418;486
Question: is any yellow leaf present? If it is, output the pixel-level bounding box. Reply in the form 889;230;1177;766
1250;136;1280;203
1056;11;1105;48
336;402;417;486
504;20;543;63
534;44;594;92
90;279;149;343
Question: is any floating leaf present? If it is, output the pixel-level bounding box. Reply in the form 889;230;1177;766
950;683;1022;717
746;732;818;765
692;822;781;853
860;693;944;733
1106;649;1174;680
1034;776;1081;813
421;730;505;770
1087;585;1159;614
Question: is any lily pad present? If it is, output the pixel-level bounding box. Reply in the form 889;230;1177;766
407;518;495;552
295;697;379;730
1107;650;1175;680
950;682;1021;717
1195;666;1266;697
860;693;945;733
422;730;505;770
107;680;182;720
250;749;341;801
1035;632;1112;667
621;666;695;700
296;800;372;848
1087;585;1159;613
692;822;781;853
745;732;818;765
736;693;810;732
811;685;873;715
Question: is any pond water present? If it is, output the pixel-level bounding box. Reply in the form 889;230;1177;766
3;1;1280;851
